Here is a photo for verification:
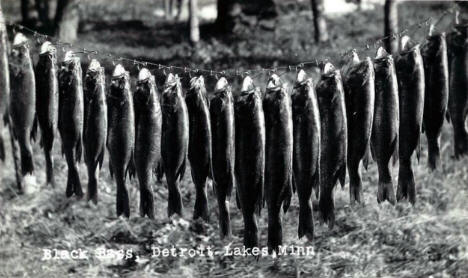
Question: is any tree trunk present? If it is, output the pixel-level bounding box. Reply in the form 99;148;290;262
35;0;50;26
189;0;199;46
254;0;278;19
384;0;398;54
55;0;80;42
311;0;328;42
215;0;242;33
21;0;30;23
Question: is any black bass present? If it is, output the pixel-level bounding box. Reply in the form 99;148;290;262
316;63;347;228
107;64;135;217
291;69;320;240
35;41;58;186
83;59;107;204
263;74;293;252
58;51;84;198
395;36;425;204
421;26;449;170
234;76;264;248
186;76;212;221
372;47;399;205
342;51;375;204
9;33;36;179
134;68;162;218
210;77;235;238
447;23;468;158
161;73;188;217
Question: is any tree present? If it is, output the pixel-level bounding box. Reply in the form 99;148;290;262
215;0;242;32
55;0;80;42
189;0;199;46
21;0;30;24
311;0;328;42
384;0;398;54
35;0;50;26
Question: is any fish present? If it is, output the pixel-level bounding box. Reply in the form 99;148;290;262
421;26;449;170
371;47;399;205
263;74;293;252
9;33;36;182
210;77;235;238
35;41;59;186
316;63;347;228
83;59;107;204
291;69;321;240
107;64;135;217
395;36;425;205
161;73;189;217
58;51;84;198
341;51;375;204
186;76;212;221
234;76;265;248
134;68;162;218
0;9;9;162
447;23;468;158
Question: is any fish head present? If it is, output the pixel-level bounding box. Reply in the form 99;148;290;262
188;75;207;98
110;64;130;96
40;41;57;59
63;51;82;73
341;50;360;78
266;73;282;91
241;76;255;93
85;59;103;86
293;69;312;95
135;68;156;103
162;73;183;107
10;33;30;63
374;47;394;69
214;77;231;99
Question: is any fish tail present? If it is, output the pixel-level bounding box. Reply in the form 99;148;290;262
116;172;130;218
377;177;396;205
217;195;232;239
20;147;34;175
397;160;416;205
0;135;5;161
319;191;335;229
44;149;55;187
453;123;468;158
193;182;209;221
66;162;83;198
267;208;283;253
87;163;99;204
427;136;441;171
139;174;155;219
348;162;362;204
167;178;183;217
362;144;372;170
243;213;258;248
298;200;314;240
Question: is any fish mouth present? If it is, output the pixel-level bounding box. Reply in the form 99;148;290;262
267;73;282;91
241;76;255;93
215;77;228;92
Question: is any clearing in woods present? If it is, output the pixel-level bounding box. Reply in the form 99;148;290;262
0;1;467;277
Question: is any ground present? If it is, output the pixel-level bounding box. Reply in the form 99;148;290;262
0;0;467;277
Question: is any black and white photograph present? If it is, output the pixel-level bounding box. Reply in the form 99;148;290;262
0;0;467;277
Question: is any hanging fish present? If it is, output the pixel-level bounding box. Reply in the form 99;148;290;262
107;64;135;217
161;73;188;217
395;36;425;205
134;68;162;218
83;59;107;204
58;51;84;198
0;9;9;162
35;41;59;186
9;33;36;183
263;74;293;252
421;25;449;170
234;76;264;248
210;77;235;238
342;51;375;204
316;63;347;228
447;22;468;158
186;76;212;221
291;69;320;240
372;47;399;205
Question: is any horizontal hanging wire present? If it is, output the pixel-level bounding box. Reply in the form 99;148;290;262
0;5;458;79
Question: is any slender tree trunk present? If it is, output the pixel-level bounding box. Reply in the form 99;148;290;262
21;0;30;23
35;0;50;26
189;0;199;46
384;0;398;54
55;0;80;42
176;0;186;21
215;0;241;33
311;0;328;42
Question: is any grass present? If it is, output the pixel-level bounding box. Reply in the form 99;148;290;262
1;0;468;277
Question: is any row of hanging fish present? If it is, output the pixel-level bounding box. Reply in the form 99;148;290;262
1;22;467;252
